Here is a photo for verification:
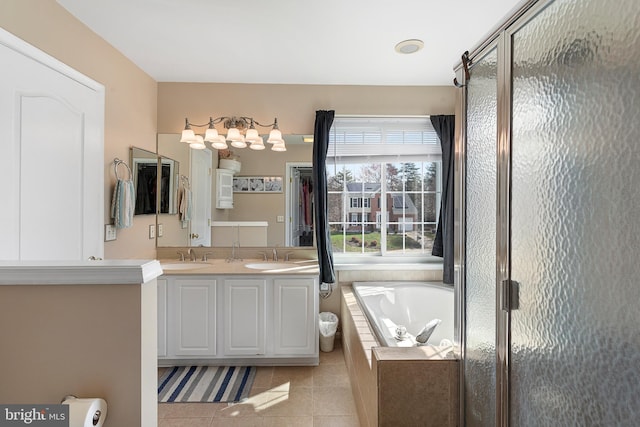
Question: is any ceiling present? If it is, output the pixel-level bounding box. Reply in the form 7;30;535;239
57;0;522;86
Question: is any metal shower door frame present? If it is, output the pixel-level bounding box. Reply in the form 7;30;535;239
455;0;556;425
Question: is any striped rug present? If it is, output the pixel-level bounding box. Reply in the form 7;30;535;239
158;366;256;403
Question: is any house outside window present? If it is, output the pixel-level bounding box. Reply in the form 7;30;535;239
327;116;442;257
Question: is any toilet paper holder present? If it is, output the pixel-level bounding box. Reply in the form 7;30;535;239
62;395;104;426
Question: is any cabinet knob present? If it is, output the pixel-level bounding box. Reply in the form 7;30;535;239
190;233;199;239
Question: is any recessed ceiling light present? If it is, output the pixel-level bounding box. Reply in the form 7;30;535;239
395;39;424;54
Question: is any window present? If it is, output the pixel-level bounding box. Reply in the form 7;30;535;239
349;197;370;208
327;116;441;257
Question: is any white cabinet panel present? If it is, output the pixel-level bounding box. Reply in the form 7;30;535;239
223;279;266;355
168;278;216;357
273;278;318;355
157;278;167;357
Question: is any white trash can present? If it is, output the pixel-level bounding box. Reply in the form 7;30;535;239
319;312;339;352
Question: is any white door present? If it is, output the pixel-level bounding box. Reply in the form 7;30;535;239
0;28;104;260
223;279;266;356
168;278;217;357
273;278;318;355
190;148;212;246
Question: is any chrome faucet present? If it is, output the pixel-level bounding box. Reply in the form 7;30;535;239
202;252;213;262
177;251;187;261
272;248;278;262
188;248;197;261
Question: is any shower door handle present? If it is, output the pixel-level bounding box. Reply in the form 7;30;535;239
501;280;520;312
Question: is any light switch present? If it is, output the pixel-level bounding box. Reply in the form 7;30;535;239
158;223;164;237
104;224;117;242
277;215;285;223
149;224;156;239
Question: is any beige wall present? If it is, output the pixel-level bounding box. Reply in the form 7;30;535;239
158;83;456;135
0;0;158;260
0;282;157;427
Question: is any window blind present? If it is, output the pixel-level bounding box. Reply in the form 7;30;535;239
328;116;441;163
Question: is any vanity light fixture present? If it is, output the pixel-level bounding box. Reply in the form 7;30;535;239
180;116;285;151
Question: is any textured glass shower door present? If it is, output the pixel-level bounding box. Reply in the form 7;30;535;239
464;46;498;427
509;0;640;425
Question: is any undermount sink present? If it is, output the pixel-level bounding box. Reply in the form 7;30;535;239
160;262;210;271
244;262;296;270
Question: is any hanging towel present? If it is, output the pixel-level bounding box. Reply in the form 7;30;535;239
178;187;192;222
111;179;135;229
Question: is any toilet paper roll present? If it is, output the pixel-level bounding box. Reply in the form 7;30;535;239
62;396;107;427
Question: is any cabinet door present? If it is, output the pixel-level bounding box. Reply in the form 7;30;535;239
168;279;216;357
223;279;266;355
273;278;318;355
157;278;168;357
216;169;234;209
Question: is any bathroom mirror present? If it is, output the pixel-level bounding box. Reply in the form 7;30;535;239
156;133;314;248
130;146;180;216
130;147;158;215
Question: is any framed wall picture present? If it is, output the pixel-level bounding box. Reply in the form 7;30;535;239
233;176;283;193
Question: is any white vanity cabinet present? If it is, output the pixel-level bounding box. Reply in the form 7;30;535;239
168;278;217;357
216;168;234;209
223;278;267;356
159;273;319;365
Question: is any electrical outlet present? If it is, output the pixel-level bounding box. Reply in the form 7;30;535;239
149;224;156;239
158;223;163;237
104;224;117;242
277;215;285;223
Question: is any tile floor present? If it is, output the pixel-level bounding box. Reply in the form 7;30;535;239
158;340;360;427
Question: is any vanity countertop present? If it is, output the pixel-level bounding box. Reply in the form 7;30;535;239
159;258;319;276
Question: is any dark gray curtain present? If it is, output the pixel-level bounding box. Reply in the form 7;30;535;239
312;110;336;284
430;115;455;284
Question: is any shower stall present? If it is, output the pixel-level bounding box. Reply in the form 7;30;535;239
456;0;640;425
